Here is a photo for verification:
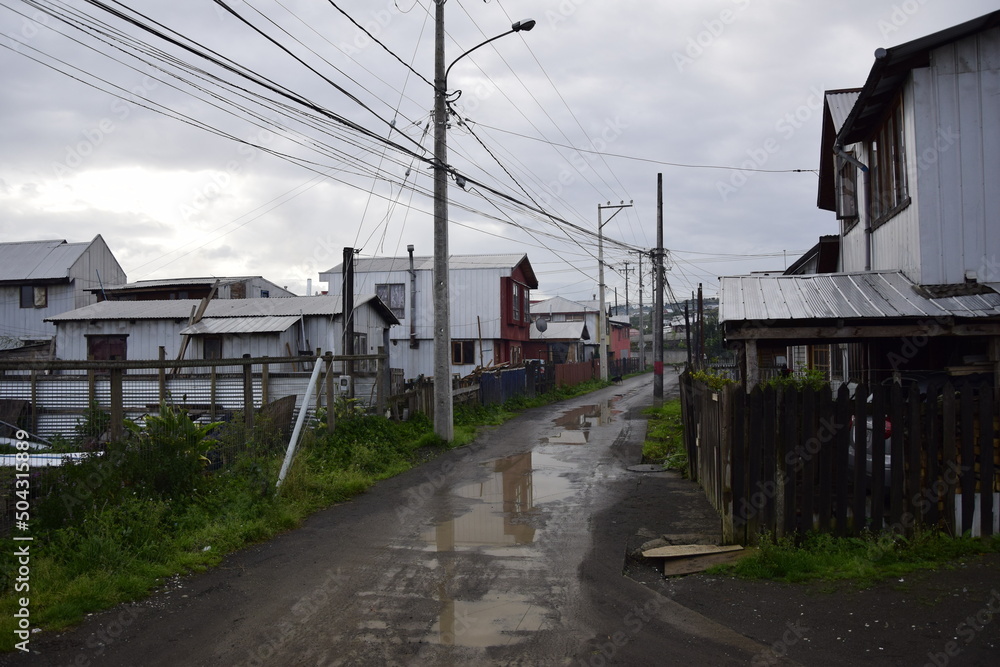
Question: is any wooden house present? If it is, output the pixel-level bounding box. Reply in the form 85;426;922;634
721;11;1000;388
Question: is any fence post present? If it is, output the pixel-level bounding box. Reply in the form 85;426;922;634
261;357;270;406
109;367;123;441
158;346;167;404
978;384;995;538
941;382;957;536
325;353;335;432
210;365;217;422
29;370;38;436
243;355;254;428
377;347;387;416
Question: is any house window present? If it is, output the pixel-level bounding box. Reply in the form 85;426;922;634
810;345;831;377
512;282;521;322
376;283;406;319
452;340;475;365
261;290;270;298
869;97;909;224
836;154;858;223
203;336;223;360
20;285;47;308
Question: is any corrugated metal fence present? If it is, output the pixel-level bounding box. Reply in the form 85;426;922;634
0;353;386;443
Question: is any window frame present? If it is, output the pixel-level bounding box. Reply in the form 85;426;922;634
376;283;406;320
869;96;910;227
20;285;47;309
452;340;475;365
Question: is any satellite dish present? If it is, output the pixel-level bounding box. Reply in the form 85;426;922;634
534;317;548;332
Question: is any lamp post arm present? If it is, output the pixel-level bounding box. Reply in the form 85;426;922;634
444;28;515;87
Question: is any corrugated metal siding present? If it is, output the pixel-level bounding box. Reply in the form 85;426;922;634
914;28;1000;284
827;91;860;131
0;372;379;440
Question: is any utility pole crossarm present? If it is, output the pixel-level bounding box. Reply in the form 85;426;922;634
597;201;633;383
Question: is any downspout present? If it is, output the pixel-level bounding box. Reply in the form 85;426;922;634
834;144;872;271
407;244;418;349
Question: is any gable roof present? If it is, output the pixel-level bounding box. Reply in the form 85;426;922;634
531;295;594;314
321;253;538;289
817;89;862;211
45;294;399;326
0;239;91;284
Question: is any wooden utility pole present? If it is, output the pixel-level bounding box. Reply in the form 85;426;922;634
653;174;664;400
597;201;632;382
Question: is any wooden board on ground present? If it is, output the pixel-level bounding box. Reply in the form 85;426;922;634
663;549;754;577
641;544;743;559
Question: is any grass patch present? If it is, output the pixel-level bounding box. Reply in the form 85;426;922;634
708;530;1000;587
642;398;687;474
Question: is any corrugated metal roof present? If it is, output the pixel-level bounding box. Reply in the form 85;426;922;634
180;315;300;335
719;271;1000;323
0;239;90;282
100;277;261;290
48;295;351;321
323;253;529;274
826;91;860;133
530;320;590;341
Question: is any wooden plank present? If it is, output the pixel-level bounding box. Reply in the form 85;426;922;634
724;323;1000;341
642;544;744;559
762;385;778;533
853;383;870;535
746;386;764;539
782;387;798;537
871;384;887;529
730;385;746;545
834;384;851;536
801;386;816;533
979;384;995;537
818;385;834;532
663;549;753;577
926;381;942;526
942;382;958;535
890;382;905;528
960;380;976;534
906;383;922;533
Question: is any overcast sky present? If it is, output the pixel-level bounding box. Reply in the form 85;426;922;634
1;0;997;305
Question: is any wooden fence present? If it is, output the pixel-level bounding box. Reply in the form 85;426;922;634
680;373;999;545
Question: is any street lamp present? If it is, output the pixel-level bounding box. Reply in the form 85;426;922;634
432;3;534;441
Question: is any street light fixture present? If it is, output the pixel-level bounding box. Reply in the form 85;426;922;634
432;5;535;441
